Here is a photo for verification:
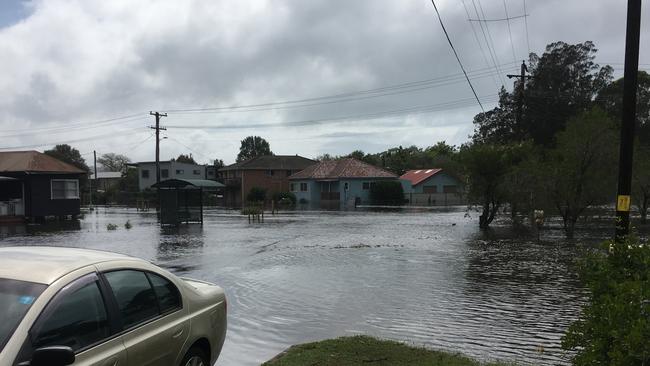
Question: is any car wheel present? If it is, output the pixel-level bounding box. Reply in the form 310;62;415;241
180;347;209;366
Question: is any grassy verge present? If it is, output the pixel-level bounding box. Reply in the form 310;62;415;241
263;335;512;366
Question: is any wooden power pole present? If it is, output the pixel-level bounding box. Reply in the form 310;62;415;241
507;60;533;137
615;0;642;242
149;112;167;185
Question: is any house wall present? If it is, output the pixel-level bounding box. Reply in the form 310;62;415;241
25;173;82;217
240;169;294;205
410;172;462;194
291;178;398;208
137;162;207;190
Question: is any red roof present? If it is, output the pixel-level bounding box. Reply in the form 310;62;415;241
289;158;397;180
400;169;443;186
0;150;85;174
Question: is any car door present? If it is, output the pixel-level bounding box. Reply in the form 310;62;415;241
14;273;127;366
101;270;188;366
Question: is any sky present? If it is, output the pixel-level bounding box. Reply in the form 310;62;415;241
0;0;648;166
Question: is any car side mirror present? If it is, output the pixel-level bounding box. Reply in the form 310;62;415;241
30;346;75;366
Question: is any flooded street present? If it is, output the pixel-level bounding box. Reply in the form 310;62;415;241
0;207;608;365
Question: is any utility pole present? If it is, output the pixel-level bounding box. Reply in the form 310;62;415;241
149;112;167;185
91;150;97;207
507;60;533;137
615;0;642;242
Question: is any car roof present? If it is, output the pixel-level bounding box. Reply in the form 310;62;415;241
0;246;142;285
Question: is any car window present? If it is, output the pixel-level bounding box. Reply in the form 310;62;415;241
0;279;46;353
104;270;158;329
31;280;109;352
146;272;181;314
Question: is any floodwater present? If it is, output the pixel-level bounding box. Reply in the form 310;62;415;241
0;207;619;365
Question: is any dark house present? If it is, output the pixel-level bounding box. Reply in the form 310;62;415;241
218;155;316;207
0;150;86;221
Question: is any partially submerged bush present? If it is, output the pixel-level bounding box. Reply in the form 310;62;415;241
273;191;297;205
369;181;405;205
562;238;650;366
247;187;267;203
106;223;118;231
124;220;132;229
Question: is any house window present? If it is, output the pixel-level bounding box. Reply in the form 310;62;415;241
286;170;292;177
141;169;150;178
423;186;437;194
161;169;169;178
362;182;370;190
267;170;274;176
208;170;215;176
290;183;296;192
193;169;201;175
344;182;349;190
300;183;308;192
176;169;184;175
443;185;458;193
51;179;80;199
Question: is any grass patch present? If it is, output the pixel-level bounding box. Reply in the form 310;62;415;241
263;336;511;366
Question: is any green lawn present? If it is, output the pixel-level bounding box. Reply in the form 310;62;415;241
263;335;512;366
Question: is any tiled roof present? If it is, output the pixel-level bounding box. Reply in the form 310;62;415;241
289;158;397;180
220;155;316;171
0;150;85;174
400;169;443;186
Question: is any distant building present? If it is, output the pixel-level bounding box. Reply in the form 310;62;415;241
89;171;122;191
400;169;465;206
0;150;86;221
133;161;213;191
289;158;398;209
219;155;316;207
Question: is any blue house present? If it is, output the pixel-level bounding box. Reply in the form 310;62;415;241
400;169;465;206
289;158;398;209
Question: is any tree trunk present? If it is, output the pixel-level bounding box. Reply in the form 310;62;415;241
479;202;499;229
641;195;648;223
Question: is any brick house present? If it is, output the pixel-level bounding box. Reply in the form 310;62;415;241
219;155;316;207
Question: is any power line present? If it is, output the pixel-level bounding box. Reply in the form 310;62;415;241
429;0;484;112
0;127;147;151
475;0;507;86
522;1;531;54
502;0;518;63
0;113;146;135
461;0;500;90
468;14;528;22
470;0;506;87
0;116;149;139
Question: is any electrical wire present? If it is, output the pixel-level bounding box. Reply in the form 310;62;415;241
523;0;531;55
475;0;507;86
461;0;500;90
470;0;506;87
429;0;485;112
502;0;518;63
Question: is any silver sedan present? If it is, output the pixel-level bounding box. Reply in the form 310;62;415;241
0;246;227;366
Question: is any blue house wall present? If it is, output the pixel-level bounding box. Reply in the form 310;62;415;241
410;172;461;193
291;178;397;207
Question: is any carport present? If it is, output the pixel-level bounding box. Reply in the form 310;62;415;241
152;178;224;226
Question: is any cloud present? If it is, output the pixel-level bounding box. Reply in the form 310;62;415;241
0;0;647;164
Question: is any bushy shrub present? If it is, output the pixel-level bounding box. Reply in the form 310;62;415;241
369;181;405;205
273;191;297;205
247;187;267;202
562;238;650;366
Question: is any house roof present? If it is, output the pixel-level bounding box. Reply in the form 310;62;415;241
90;172;122;179
220;155;316;171
400;169;443;186
0;150;85;174
289;158;397;180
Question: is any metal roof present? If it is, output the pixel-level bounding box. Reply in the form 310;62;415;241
289;158;397;180
0;246;137;285
151;178;225;190
0;151;85;174
90;171;122;179
220;155;316;171
400;169;443;186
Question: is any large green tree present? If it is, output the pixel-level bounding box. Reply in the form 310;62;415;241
237;136;272;162
542;108;617;237
473;41;613;146
596;70;650;141
44;144;89;171
174;153;197;164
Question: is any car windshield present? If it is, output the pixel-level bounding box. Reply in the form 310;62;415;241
0;278;46;353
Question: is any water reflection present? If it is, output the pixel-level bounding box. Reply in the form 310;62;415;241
156;225;205;272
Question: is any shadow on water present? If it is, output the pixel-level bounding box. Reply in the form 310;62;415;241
156;225;205;273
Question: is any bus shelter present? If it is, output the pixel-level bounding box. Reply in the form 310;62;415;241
152;178;224;226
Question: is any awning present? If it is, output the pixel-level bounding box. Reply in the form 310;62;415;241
151;178;225;191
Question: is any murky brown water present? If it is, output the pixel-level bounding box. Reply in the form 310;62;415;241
0;207;623;365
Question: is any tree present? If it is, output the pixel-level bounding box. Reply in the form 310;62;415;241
596;70;650;142
97;153;130;172
633;146;650;222
247;187;266;202
213;158;225;169
44;144;89;171
346;150;366;160
460;143;514;229
473;41;613;146
174;153;197;164
542;108;617;238
237;136;272;162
